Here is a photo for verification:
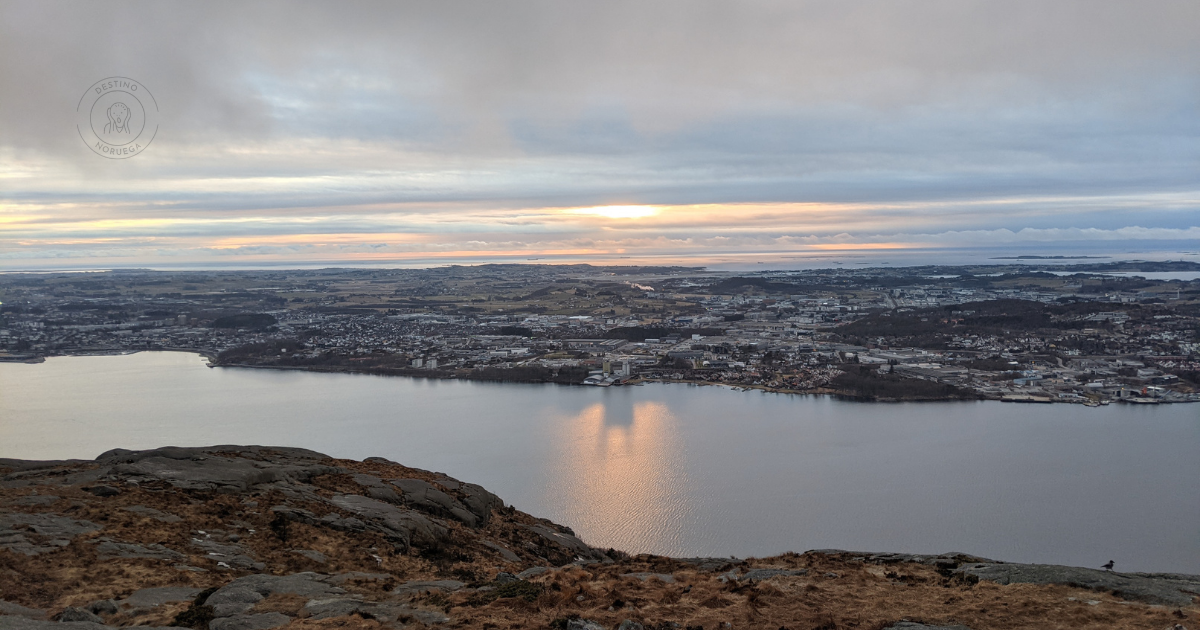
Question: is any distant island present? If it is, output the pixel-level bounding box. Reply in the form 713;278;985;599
1;445;1196;629
989;255;1109;260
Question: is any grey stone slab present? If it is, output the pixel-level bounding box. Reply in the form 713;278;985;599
739;568;808;581
955;562;1200;607
0;619;108;630
0;513;102;540
207;573;344;618
327;572;390;583
885;623;973;630
391;580;464;597
0;532;41;556
191;538;264;571
53;609;100;624
430;474;503;525
301;598;366;620
97;446;339;494
328;494;448;550
0;514;101;556
290;549;326;564
808;550;995;565
0;620;178;630
0;459;90;473
9;496;59;507
389;479;477;527
516;567;551;579
121;587;203;609
407;608;451;625
520;523;601;561
565;619;606;630
675;557;736;572
0;601;45;619
493;572;518;584
208;612;291;630
95;540;185;561
351;475;402;504
362;457;401;466
480;540;521;563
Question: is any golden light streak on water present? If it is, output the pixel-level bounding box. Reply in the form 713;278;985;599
545;397;693;554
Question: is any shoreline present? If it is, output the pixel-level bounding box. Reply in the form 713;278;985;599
8;348;1196;404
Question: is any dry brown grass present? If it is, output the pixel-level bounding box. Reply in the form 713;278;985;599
2;460;1194;630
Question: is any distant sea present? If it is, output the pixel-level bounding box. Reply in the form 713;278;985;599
2;246;1197;273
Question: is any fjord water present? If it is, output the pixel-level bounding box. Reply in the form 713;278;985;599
2;352;1196;573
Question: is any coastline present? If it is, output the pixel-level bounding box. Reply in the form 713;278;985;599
9;349;1195;404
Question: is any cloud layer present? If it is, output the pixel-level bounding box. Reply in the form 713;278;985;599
1;1;1197;268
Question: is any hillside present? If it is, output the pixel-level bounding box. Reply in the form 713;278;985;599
1;446;1196;630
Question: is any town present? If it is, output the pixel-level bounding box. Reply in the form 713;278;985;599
2;261;1198;404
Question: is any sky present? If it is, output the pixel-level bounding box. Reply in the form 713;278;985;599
1;0;1198;270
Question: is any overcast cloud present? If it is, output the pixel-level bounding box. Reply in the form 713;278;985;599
1;0;1197;268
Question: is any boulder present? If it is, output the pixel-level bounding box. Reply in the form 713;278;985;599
205;573;344;618
83;601;115;617
52;609;100;624
430;474;504;524
520;523;603;562
389;478;478;527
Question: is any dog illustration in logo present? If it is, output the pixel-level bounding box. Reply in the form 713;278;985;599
105;102;131;135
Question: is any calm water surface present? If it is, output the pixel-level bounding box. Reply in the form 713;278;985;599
2;352;1196;573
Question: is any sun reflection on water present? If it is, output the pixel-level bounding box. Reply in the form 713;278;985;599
545;393;693;555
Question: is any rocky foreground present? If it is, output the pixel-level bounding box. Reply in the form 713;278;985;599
1;447;1196;630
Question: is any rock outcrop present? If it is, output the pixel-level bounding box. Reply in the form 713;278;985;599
2;447;1196;630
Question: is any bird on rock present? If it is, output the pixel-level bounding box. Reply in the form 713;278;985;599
1102;560;1115;572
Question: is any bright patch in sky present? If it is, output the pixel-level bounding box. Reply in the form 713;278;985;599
570;206;661;219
